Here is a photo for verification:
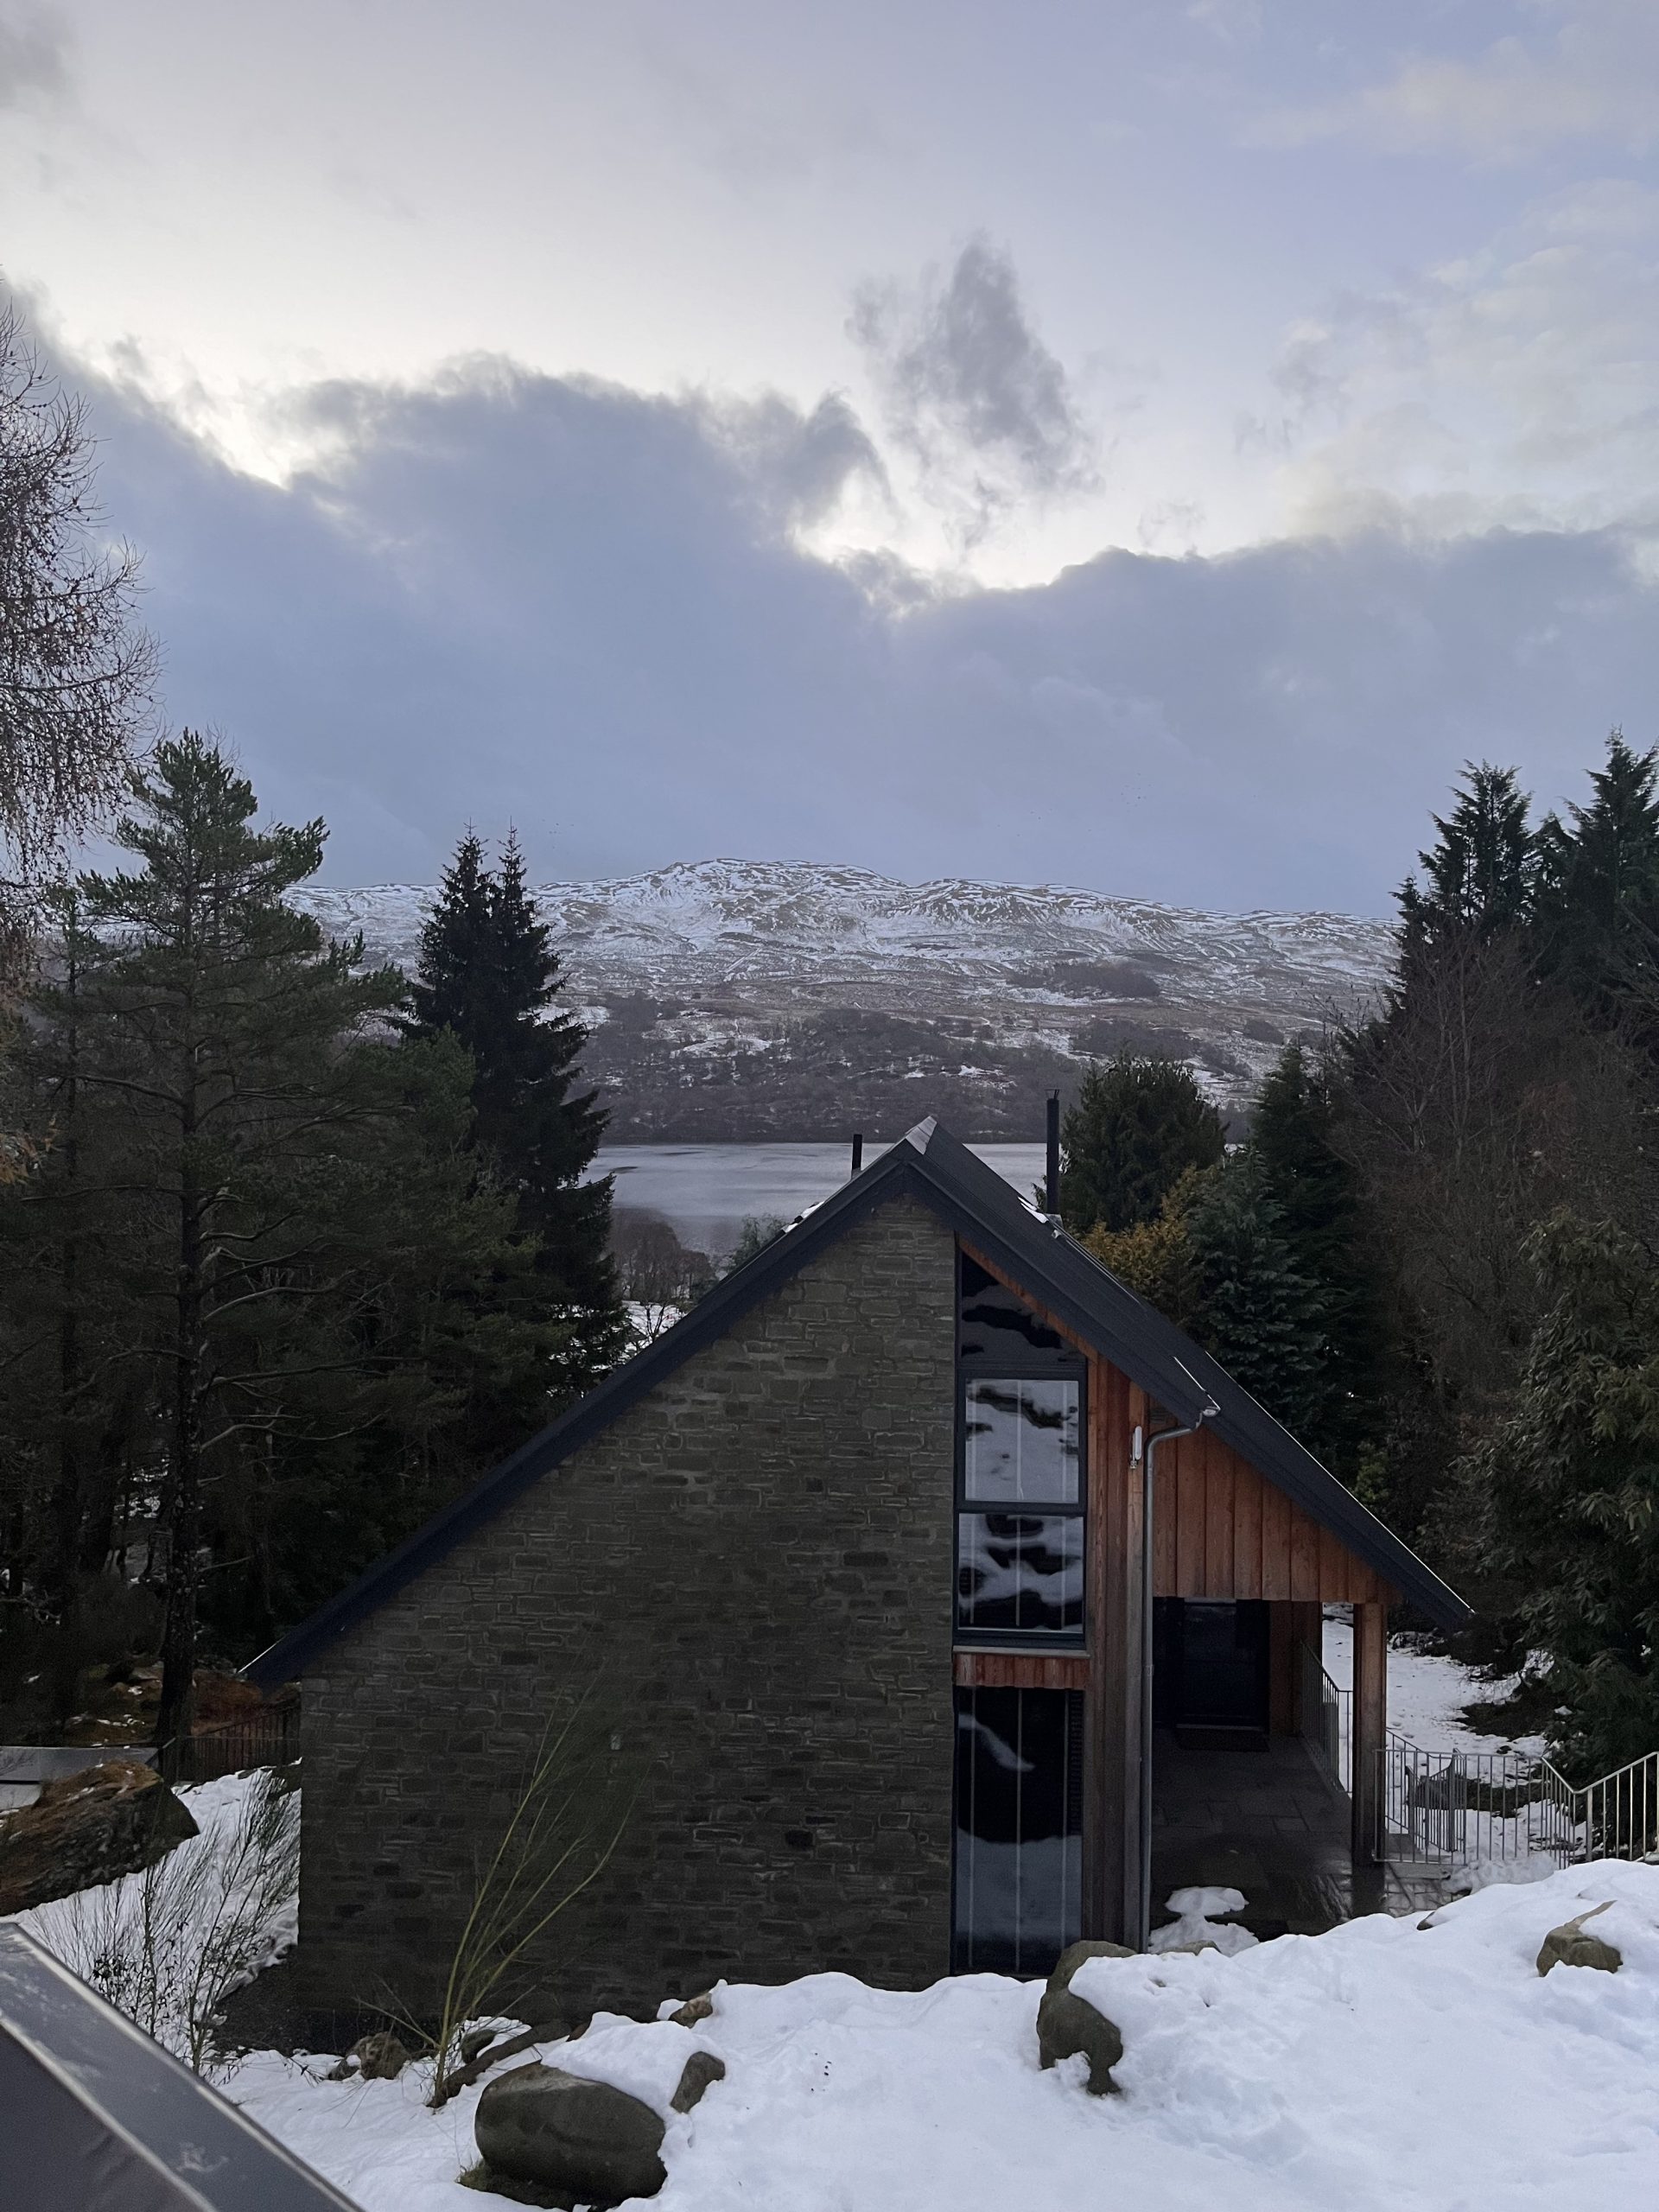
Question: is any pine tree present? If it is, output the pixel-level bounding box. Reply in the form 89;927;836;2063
1476;1212;1659;1778
411;829;625;1389
1058;1052;1225;1237
72;735;414;1762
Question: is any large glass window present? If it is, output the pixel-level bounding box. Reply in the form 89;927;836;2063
957;1255;1085;1644
953;1686;1084;1976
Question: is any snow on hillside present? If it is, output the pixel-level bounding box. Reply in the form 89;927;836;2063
294;860;1395;1140
295;858;1392;1007
229;1859;1659;2212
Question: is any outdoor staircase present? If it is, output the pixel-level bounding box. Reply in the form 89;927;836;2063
1298;1642;1659;1885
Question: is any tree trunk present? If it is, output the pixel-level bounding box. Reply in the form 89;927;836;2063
44;992;85;1734
156;1080;205;1780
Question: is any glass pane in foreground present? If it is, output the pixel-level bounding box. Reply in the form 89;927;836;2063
963;1377;1080;1504
957;1512;1084;1637
953;1686;1084;1976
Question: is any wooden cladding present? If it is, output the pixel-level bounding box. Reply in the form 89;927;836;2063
960;1239;1395;1608
953;1649;1090;1691
1150;1427;1393;1605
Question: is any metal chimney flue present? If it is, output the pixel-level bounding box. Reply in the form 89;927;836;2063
850;1131;864;1178
1045;1092;1060;1216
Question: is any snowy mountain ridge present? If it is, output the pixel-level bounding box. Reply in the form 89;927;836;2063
293;859;1396;1140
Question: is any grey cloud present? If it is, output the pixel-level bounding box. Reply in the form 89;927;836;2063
696;390;887;531
71;347;1659;918
850;236;1098;542
0;5;68;111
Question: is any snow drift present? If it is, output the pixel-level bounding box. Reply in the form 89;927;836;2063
227;1857;1659;2212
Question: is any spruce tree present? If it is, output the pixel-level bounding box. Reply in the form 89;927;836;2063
412;829;625;1389
1398;761;1535;962
1184;1154;1331;1444
1249;1043;1383;1473
1535;731;1659;1028
409;830;494;1038
1059;1052;1225;1236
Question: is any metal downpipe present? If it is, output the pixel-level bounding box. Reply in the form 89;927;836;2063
1138;1383;1219;1951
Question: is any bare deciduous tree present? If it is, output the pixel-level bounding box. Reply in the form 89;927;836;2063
0;302;155;940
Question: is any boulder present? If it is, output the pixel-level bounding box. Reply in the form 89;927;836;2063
667;1990;714;2029
475;2063;668;2206
1537;1903;1622;1978
350;2031;411;2081
1035;1938;1134;2095
0;1758;197;1914
671;2050;725;2113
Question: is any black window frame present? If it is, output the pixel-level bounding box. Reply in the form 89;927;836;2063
955;1248;1088;1649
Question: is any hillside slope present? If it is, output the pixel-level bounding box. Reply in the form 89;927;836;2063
296;860;1394;1139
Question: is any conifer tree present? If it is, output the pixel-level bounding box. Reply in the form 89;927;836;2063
1476;1213;1659;1778
1398;761;1535;963
1058;1052;1225;1237
72;735;410;1762
1249;1042;1383;1471
1535;731;1659;1028
411;829;625;1388
1183;1154;1331;1444
409;830;494;1039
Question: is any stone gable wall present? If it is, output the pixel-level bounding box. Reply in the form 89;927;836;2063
297;1196;959;2024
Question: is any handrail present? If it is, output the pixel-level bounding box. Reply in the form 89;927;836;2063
1297;1640;1351;1795
1294;1632;1658;1871
1377;1737;1659;1870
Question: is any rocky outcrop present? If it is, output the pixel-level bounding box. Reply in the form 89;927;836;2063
1035;1938;1134;2095
1537;1903;1622;1977
474;2064;669;2206
0;1758;197;1914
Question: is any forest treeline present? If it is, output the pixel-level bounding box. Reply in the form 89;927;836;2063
1065;740;1659;1776
0;739;624;1756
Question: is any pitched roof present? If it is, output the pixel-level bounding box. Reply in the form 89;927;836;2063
246;1115;1468;1688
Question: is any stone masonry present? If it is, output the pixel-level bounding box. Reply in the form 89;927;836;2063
297;1196;959;2024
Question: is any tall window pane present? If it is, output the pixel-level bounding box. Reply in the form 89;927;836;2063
963;1378;1079;1504
957;1513;1084;1637
953;1687;1084;1976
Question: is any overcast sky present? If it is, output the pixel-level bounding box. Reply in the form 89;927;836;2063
4;1;1658;912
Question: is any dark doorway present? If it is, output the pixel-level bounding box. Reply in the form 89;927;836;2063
1153;1599;1270;1747
951;1687;1084;1975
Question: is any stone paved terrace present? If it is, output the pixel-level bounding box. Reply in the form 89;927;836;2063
1149;1730;1408;1937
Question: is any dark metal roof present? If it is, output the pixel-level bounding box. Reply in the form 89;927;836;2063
247;1115;1468;1689
0;1924;361;2212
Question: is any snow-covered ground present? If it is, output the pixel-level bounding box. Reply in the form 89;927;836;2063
8;1769;298;2063
224;1859;1659;2212
1323;1613;1545;1758
16;1640;1637;2210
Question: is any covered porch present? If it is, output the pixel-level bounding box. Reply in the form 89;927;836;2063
1146;1598;1395;1938
1149;1728;1382;1936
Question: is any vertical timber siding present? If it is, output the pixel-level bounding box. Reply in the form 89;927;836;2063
298;1197;958;2023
